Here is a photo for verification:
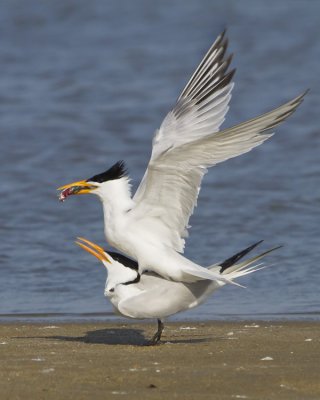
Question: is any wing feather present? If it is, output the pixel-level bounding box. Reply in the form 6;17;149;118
133;92;306;252
135;30;235;204
179;30;230;100
132;30;306;252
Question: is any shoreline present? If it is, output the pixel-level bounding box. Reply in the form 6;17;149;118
1;312;319;324
1;321;319;399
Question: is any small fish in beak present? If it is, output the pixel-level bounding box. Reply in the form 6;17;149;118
58;180;97;202
59;186;84;202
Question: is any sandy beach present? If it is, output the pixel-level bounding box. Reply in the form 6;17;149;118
0;321;319;400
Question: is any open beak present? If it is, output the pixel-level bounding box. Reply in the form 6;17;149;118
75;237;111;264
57;180;97;202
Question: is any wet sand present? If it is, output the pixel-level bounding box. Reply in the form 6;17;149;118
0;321;319;400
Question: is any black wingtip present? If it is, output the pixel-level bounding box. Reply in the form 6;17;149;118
301;88;310;97
219;28;227;39
196;68;236;105
219;240;264;273
291;89;309;107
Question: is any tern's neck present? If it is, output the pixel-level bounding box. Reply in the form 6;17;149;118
99;177;134;222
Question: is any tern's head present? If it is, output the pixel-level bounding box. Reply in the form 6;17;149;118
58;161;128;202
76;237;139;297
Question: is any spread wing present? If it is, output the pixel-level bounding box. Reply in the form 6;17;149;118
134;30;234;200
151;30;235;160
132;31;306;253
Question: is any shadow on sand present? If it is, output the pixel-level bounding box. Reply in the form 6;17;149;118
19;327;213;346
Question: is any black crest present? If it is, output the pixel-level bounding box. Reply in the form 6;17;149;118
108;252;139;271
108;251;140;285
87;161;127;183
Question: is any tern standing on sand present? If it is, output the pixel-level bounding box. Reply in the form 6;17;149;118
76;237;279;344
58;30;306;283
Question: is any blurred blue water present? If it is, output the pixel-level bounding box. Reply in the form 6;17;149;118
1;0;319;322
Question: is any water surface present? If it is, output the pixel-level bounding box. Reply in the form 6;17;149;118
1;0;319;322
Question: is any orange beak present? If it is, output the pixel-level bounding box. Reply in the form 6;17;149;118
57;180;98;201
58;180;97;193
75;237;111;264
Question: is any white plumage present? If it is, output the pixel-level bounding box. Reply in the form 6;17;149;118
58;30;306;283
76;237;278;343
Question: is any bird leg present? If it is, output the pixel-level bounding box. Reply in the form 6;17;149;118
149;319;164;345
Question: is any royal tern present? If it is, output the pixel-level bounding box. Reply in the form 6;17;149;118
76;237;279;344
58;30;306;283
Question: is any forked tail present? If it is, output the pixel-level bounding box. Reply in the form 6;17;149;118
209;241;281;285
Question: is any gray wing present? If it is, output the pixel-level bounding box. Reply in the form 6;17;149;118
134;30;233;204
133;30;306;253
117;273;215;319
132;91;306;252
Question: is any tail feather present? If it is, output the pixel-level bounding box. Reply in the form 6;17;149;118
208;243;282;286
208;240;264;273
222;245;282;276
219;240;264;273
